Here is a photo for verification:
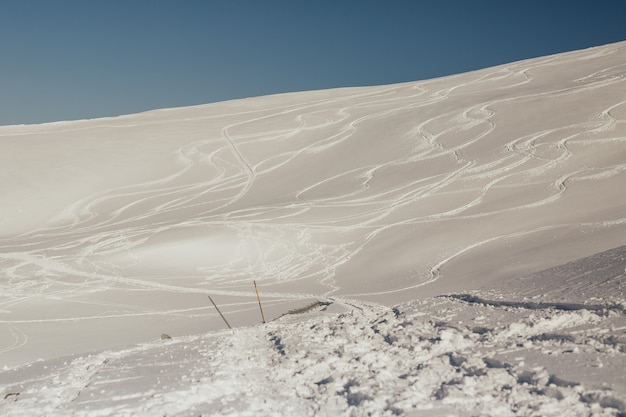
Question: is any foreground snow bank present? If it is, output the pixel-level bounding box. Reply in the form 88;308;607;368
1;294;624;417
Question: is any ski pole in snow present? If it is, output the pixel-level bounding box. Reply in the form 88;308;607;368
208;296;232;329
254;280;266;324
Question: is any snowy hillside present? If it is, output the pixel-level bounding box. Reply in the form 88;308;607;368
1;41;625;416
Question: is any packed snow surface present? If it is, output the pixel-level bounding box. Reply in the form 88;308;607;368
1;41;625;416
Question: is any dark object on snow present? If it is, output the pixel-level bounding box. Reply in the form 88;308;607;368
483;357;510;369
445;294;624;314
268;332;286;356
529;333;575;343
208;295;232;329
3;392;20;402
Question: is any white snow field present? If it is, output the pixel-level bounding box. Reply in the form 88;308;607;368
1;40;626;416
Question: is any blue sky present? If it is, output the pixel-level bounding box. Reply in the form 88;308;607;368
1;0;625;126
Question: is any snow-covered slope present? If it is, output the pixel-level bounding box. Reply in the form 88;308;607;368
1;41;625;416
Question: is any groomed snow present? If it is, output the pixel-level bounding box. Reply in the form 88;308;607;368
1;41;625;416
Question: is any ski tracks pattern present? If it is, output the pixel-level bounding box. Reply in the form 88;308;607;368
0;42;625;364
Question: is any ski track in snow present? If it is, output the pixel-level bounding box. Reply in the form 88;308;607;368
0;41;626;414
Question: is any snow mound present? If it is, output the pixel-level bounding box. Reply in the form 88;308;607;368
1;295;625;416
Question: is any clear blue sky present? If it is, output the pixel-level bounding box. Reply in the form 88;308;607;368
1;0;625;126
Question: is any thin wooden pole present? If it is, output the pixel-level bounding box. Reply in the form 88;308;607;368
208;296;232;329
253;280;266;324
